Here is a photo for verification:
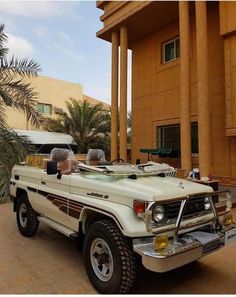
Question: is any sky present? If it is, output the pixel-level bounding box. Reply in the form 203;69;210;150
0;1;131;108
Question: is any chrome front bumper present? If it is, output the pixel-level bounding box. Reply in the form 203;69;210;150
133;226;236;273
134;190;235;273
134;235;202;273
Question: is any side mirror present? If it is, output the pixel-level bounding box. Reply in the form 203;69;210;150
46;161;57;175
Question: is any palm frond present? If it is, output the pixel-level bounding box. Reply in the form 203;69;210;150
0;24;7;45
45;98;111;154
0;23;41;200
0;128;33;198
0;24;42;128
0;57;41;77
44;116;67;133
0;75;42;127
0;99;6;127
0;24;8;59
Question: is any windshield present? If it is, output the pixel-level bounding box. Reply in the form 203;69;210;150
76;161;176;177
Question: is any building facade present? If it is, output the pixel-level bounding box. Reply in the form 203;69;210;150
6;75;106;131
97;1;236;187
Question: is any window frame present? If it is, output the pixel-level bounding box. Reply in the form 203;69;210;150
37;102;52;115
156;122;199;157
162;37;180;64
157;124;181;158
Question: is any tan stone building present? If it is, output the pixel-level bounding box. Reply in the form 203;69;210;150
97;1;236;187
6;75;107;131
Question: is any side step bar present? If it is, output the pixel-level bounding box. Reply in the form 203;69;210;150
39;217;78;238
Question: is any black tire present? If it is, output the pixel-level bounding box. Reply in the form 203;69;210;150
16;193;39;237
83;220;136;294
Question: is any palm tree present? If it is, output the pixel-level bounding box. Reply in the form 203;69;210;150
0;24;41;200
45;98;111;155
0;130;34;198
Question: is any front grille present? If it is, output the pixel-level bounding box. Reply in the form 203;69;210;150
164;170;176;177
165;196;208;221
165;202;181;219
184;196;206;219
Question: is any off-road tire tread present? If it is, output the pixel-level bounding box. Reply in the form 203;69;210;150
84;219;136;294
16;193;39;237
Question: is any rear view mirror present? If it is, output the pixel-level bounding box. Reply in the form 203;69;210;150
46;161;57;175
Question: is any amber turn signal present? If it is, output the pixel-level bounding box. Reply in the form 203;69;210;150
133;200;146;215
153;235;169;251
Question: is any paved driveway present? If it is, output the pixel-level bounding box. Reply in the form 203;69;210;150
1;202;236;294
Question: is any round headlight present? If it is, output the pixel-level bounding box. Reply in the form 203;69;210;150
204;197;211;210
152;205;165;222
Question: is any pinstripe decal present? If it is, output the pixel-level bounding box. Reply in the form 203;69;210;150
30;187;123;229
27;186;36;192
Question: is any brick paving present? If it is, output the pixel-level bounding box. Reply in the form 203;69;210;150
0;202;236;294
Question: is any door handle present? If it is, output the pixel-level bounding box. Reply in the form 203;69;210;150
41;181;46;185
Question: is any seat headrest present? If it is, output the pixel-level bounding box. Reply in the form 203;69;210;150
50;148;74;162
86;149;106;163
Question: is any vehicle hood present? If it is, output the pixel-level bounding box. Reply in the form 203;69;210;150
112;176;213;201
71;173;213;203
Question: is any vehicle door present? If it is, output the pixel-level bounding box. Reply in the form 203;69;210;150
35;171;71;228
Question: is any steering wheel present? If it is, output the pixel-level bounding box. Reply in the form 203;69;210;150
111;158;125;164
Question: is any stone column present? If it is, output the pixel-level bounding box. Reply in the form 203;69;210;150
195;1;211;177
111;31;119;161
179;1;192;172
120;26;128;161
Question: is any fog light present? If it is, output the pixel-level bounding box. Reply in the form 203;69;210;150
153;235;169;251
224;213;234;225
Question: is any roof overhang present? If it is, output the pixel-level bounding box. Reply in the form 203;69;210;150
97;1;179;48
96;1;106;10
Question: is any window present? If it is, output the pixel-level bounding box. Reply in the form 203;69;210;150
37;103;52;115
158;124;180;157
157;122;198;157
163;37;180;63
